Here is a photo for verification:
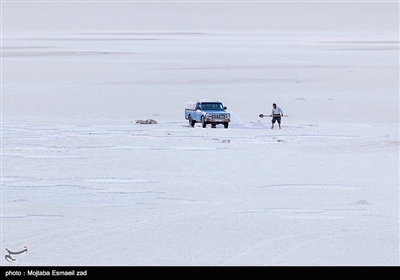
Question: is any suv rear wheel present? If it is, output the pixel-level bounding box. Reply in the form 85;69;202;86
188;116;195;127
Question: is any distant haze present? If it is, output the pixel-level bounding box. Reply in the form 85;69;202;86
3;1;398;35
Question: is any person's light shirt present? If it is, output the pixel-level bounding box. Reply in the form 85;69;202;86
272;107;283;115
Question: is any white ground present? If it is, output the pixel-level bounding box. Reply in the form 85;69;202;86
1;1;399;266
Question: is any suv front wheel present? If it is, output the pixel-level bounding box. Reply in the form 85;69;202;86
201;116;206;128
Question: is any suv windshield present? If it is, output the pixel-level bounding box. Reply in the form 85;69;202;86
201;103;224;110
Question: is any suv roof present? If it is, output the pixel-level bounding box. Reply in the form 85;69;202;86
198;99;222;103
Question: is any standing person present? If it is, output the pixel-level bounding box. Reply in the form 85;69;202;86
270;103;283;129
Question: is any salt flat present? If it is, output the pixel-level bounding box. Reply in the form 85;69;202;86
1;1;399;266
